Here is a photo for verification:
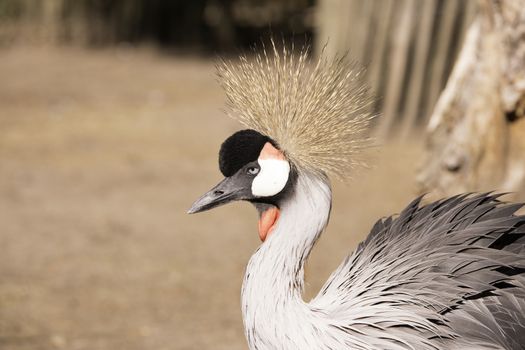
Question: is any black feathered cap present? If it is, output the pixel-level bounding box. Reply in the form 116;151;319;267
219;129;273;177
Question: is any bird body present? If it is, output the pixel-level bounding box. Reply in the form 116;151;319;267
242;171;525;350
189;42;525;349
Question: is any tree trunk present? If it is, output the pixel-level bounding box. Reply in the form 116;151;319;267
418;0;525;200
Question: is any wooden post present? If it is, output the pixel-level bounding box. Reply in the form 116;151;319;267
419;0;525;200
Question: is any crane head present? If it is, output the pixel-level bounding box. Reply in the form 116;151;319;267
188;129;295;241
188;42;374;241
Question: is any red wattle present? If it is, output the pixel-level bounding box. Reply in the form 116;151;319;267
258;207;280;242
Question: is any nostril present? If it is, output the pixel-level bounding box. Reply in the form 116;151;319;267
214;190;224;196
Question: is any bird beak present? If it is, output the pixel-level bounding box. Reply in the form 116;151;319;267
187;176;250;214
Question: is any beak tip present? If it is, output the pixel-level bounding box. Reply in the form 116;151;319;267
187;205;199;214
188;176;241;215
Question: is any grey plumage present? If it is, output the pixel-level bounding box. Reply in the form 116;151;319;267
313;193;525;349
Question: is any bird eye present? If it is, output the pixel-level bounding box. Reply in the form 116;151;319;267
247;167;259;175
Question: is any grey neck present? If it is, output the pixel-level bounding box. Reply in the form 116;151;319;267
241;172;332;349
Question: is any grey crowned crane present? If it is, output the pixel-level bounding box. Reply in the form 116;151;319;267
188;44;525;350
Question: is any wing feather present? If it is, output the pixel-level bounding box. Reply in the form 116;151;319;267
312;193;525;349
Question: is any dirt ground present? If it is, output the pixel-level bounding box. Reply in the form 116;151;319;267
0;46;424;350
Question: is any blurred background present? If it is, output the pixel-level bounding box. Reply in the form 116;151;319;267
1;0;524;349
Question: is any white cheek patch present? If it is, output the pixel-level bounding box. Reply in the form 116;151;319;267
251;159;290;197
